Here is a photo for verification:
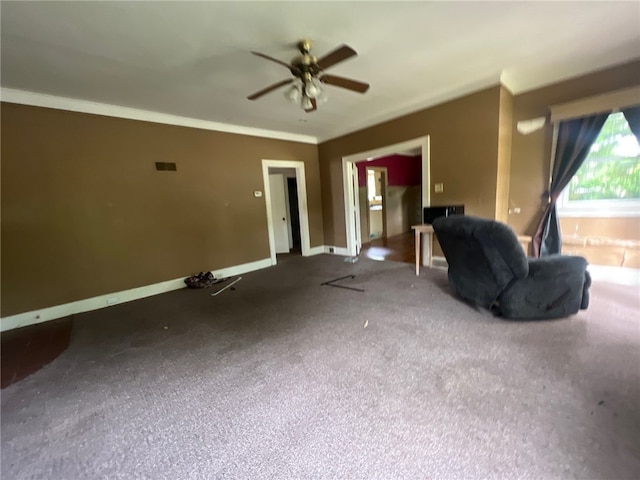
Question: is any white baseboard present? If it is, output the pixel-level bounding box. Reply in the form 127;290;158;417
431;255;448;270
324;246;350;256
0;258;272;332
211;258;272;279
305;246;326;256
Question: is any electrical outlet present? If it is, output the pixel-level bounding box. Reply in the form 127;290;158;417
329;247;335;253
434;183;444;193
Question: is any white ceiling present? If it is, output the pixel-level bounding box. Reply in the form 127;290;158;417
1;1;639;143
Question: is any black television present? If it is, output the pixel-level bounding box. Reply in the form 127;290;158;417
423;205;464;224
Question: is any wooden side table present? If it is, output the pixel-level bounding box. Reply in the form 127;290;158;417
412;224;434;276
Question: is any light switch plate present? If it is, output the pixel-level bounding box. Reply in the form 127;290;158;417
434;183;444;193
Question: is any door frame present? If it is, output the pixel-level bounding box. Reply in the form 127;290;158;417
342;136;430;257
268;173;290;254
262;159;311;265
365;166;388;240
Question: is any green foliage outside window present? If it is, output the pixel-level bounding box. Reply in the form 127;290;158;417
567;112;640;201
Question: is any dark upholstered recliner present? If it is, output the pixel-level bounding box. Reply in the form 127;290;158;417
432;215;591;320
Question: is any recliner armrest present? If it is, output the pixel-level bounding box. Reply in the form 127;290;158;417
527;255;591;309
527;254;588;277
497;254;590;319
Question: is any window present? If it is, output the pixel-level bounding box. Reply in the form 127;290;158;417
557;112;640;217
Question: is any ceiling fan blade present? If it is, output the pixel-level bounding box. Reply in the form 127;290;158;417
316;45;357;71
304;98;317;113
320;74;370;93
247;79;294;100
250;51;296;71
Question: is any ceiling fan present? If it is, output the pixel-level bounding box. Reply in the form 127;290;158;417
247;39;370;113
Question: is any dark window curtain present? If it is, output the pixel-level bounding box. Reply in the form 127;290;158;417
622;105;640;143
532;113;609;257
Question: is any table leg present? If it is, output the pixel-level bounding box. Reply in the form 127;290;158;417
414;229;421;276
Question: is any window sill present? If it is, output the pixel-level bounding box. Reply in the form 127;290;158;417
557;208;640;218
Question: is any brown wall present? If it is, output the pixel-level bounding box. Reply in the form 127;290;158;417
559;217;640;268
508;59;640;237
1;103;322;316
319;86;502;248
4;61;639;317
385;186;422;237
319;59;640;257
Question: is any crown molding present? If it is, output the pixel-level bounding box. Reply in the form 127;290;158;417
0;88;318;144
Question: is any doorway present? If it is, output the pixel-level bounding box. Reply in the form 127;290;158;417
342;137;430;257
268;172;291;255
287;177;302;253
366;167;387;240
262;160;312;265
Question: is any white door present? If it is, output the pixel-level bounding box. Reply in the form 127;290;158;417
269;173;290;254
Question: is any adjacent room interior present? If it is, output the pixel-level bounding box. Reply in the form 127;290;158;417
1;2;639;479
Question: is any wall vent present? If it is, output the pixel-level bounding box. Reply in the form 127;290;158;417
155;162;177;172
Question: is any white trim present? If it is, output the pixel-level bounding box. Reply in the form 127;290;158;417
211;258;272;279
307;246;326;256
340;160;362;256
0;258;272;332
342;137;430;256
550;86;640;123
421;136;432;209
0;88;318;144
262;160;312;264
557;197;640;218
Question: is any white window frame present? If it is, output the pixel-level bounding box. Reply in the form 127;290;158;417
556;189;640;218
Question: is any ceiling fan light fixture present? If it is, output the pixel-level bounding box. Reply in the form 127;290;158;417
301;95;313;110
317;90;329;105
304;80;322;99
284;84;301;103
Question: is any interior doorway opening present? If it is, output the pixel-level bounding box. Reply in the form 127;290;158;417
342;137;430;259
287;177;302;253
262;160;311;265
366;167;388;241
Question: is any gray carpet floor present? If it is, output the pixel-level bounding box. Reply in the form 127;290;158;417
2;254;639;479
